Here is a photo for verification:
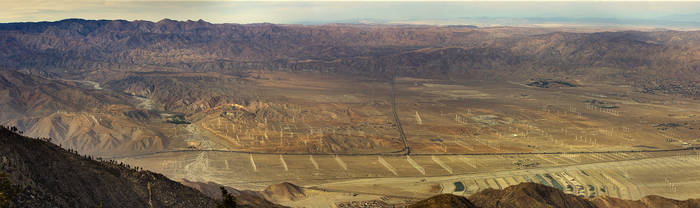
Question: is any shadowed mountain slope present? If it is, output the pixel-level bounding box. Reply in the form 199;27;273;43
591;195;700;208
408;194;478;208
0;126;215;208
468;182;595;208
409;182;700;208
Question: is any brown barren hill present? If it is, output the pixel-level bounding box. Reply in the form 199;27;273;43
408;194;478;208
467;182;595;208
262;182;307;202
410;182;700;208
592;195;700;208
179;179;287;208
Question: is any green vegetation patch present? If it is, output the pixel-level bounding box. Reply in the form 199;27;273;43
527;80;577;88
166;114;191;124
585;99;619;109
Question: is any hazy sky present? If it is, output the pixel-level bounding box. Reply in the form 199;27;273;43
3;1;700;27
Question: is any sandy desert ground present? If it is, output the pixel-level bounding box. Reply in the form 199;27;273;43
110;71;700;207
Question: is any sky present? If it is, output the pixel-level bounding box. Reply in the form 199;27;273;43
2;1;700;27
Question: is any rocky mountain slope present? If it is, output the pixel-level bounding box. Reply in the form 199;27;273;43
408;194;478;208
179;179;287;208
261;182;307;202
0;125;247;208
1;19;699;96
467;182;596;208
0;68;172;155
592;195;700;208
410;182;700;208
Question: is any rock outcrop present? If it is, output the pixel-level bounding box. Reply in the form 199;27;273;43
409;183;700;208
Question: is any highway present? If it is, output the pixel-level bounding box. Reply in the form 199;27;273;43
104;77;700;159
391;76;411;155
105;145;700;160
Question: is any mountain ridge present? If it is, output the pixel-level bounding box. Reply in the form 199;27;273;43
410;182;700;208
0;125;214;207
1;19;698;97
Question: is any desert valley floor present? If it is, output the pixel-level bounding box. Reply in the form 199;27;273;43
92;71;700;207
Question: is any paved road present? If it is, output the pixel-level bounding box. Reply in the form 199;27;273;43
104;146;699;159
102;76;700;160
391;76;411;155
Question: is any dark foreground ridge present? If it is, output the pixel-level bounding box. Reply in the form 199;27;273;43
410;182;700;208
0;126;282;208
0;125;214;207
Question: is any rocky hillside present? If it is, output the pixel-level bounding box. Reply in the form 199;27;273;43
591;195;700;208
468;182;595;208
179;179;287;208
0;68;173;155
261;182;307;202
408;194;477;208
0;125;214;208
410;182;700;208
1;19;699;97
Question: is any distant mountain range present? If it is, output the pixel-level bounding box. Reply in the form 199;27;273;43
0;19;698;92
